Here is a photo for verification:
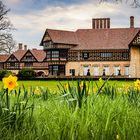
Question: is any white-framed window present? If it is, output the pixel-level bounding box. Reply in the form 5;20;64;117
104;66;109;75
114;66;120;75
93;66;99;76
124;66;129;76
83;66;89;76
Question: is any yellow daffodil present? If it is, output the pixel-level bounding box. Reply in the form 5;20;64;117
34;86;41;95
64;83;69;90
2;75;18;91
134;79;140;90
99;77;104;83
116;134;120;140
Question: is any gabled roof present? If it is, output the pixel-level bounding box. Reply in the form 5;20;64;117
12;49;46;62
6;54;19;62
40;28;140;50
13;50;27;61
40;29;78;45
30;49;46;62
73;28;140;50
0;54;10;62
129;30;140;46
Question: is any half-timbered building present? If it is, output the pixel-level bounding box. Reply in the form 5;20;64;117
40;16;140;78
0;44;48;76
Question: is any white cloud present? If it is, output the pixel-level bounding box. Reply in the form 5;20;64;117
8;1;140;48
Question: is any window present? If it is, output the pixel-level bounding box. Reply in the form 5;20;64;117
10;63;15;67
70;69;75;76
43;41;52;47
93;66;99;76
52;51;59;58
6;63;19;69
25;63;33;67
60;50;67;58
101;52;113;58
103;66;110;75
122;52;129;58
47;51;51;59
26;56;32;60
82;52;89;59
83;66;89;76
49;65;65;75
124;66;129;76
114;66;120;76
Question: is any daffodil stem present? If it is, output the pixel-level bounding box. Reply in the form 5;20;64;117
6;88;9;110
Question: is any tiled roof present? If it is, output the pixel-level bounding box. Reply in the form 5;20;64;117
0;54;10;62
47;29;78;45
13;50;26;61
12;49;46;62
31;49;46;62
73;28;140;50
43;28;140;50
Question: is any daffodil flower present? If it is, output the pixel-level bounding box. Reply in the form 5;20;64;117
2;75;18;91
134;79;140;90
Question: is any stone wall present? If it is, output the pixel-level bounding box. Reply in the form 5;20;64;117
129;46;140;78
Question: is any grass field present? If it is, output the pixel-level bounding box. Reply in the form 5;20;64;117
0;78;140;140
0;80;135;91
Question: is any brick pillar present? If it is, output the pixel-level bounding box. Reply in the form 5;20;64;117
18;43;22;50
100;19;103;29
97;19;99;29
104;19;106;29
107;18;110;28
130;16;134;28
92;19;95;29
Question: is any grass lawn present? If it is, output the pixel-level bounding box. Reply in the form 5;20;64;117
0;78;140;140
0;79;135;91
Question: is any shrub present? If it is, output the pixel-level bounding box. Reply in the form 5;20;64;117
18;68;36;79
0;70;12;79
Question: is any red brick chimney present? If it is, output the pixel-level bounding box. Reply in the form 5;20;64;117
107;18;110;28
24;45;27;50
18;43;22;50
130;16;134;28
92;18;110;29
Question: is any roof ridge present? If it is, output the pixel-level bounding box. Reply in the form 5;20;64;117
47;28;75;33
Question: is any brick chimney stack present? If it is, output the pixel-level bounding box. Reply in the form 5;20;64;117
24;45;27;50
18;43;22;50
92;18;110;29
130;16;134;28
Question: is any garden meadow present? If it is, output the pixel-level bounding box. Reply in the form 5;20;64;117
0;75;140;140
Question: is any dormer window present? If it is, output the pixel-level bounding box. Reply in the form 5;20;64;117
26;56;32;60
43;41;52;47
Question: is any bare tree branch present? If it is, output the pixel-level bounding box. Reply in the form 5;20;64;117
0;0;16;54
99;0;140;7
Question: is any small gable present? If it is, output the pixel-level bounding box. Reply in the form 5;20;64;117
43;32;51;42
40;30;52;46
20;50;37;62
131;31;140;46
6;54;19;62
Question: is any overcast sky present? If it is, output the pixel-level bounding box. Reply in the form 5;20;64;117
3;0;140;49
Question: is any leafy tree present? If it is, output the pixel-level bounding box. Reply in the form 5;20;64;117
0;0;16;54
0;70;12;78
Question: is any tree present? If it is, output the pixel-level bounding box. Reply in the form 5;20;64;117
0;0;16;54
99;0;140;7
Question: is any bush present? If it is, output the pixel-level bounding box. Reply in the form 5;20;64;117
0;70;12;79
18;68;36;79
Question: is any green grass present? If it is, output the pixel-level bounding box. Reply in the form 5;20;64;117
0;80;135;91
0;79;140;140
